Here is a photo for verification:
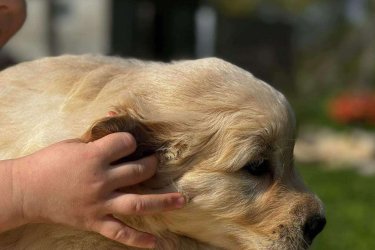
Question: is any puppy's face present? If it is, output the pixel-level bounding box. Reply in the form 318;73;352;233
83;58;325;250
162;110;325;250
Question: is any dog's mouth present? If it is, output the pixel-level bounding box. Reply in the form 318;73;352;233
267;236;310;250
269;222;324;250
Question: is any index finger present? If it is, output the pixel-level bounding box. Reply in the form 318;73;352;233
107;155;158;189
92;132;137;162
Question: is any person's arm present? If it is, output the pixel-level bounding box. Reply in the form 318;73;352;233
0;133;185;249
0;159;26;231
0;0;26;47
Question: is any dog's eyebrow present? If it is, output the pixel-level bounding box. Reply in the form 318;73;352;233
255;135;274;154
265;144;275;154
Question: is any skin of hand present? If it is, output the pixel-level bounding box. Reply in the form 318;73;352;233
0;133;185;249
0;0;26;47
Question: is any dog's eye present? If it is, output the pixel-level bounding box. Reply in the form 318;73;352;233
243;159;270;176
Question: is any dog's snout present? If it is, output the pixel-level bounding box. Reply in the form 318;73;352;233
303;214;326;244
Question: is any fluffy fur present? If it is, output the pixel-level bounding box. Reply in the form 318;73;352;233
0;55;324;250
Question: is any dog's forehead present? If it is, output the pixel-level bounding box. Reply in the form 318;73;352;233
181;58;292;111
179;60;296;141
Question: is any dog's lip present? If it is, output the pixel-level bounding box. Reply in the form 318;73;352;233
268;239;310;250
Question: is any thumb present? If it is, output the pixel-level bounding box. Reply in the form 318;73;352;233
94;216;156;249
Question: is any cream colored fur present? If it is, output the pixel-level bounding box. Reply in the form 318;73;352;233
0;55;324;250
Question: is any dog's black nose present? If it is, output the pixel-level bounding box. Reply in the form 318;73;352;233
303;215;326;244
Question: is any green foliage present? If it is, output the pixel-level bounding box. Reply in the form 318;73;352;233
290;94;335;127
298;164;375;249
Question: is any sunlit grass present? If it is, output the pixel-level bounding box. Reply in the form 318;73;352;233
298;164;375;249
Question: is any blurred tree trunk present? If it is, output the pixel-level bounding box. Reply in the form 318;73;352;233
46;0;58;56
111;0;197;60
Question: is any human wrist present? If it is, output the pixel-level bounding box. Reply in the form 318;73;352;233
11;154;48;225
0;158;27;232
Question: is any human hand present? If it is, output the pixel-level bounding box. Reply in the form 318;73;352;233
12;133;185;249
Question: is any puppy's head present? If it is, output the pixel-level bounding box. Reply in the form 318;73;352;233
83;58;325;249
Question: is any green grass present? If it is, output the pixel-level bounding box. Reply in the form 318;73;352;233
298;164;375;249
290;94;375;132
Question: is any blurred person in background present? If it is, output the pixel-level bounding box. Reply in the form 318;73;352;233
0;0;26;47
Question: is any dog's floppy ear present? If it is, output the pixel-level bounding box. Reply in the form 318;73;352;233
81;113;158;162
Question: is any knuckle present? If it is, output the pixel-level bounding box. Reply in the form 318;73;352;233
112;227;131;242
129;163;145;178
130;163;144;177
87;146;106;163
87;168;108;187
90;179;107;196
162;196;173;208
84;217;98;231
130;197;148;214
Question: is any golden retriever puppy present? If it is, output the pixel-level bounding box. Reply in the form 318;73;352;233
0;55;325;250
